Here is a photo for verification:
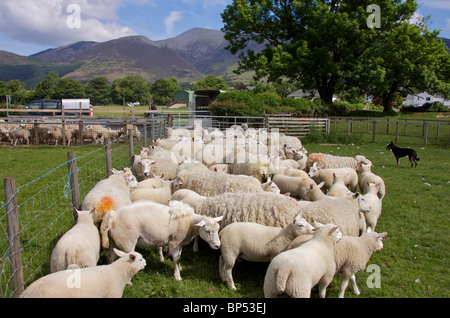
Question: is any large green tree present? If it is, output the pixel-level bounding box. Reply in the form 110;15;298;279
111;75;152;105
221;0;418;114
367;20;450;111
85;77;111;105
34;72;60;99
53;78;85;99
150;78;181;105
191;75;229;91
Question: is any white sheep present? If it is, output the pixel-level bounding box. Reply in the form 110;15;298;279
145;146;180;180
100;200;223;281
303;182;327;201
272;172;316;200
263;223;342;298
129;179;183;205
286;226;388;298
81;167;138;227
306;153;372;171
170;189;207;208
299;195;370;236
20;249;146;298
230;155;279;183
50;208;100;273
131;152;156;182
326;172;354;198
47;128;71;146
358;162;386;199
175;169;269;197
308;162;358;192
218;213;315;290
361;182;383;231
9;127;30;146
193;192;305;228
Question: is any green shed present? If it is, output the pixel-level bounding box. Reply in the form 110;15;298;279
174;90;195;103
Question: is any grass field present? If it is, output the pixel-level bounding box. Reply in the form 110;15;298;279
0;140;449;298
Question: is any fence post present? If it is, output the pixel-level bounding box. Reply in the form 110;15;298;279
105;138;112;177
424;122;428;146
67;151;81;213
372;121;376;143
395;121;399;144
128;127;134;167
4;177;24;298
386;118;390;135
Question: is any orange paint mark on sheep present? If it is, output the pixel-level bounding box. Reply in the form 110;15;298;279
97;196;115;216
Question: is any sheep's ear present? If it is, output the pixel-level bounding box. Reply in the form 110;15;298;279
89;207;96;215
329;226;338;235
129;253;137;261
376;232;388;239
73;207;79;216
113;248;126;258
317;181;325;189
314;221;324;229
111;168;119;174
195;220;206;227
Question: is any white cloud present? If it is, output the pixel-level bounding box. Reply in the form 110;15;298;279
164;11;183;36
0;0;136;47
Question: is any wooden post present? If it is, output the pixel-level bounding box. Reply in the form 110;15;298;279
105;138;112;177
143;124;147;148
128;127;134;167
372;121;376;143
67;152;81;213
78;121;84;146
423;122;428;146
4;177;24;298
395;121;399;144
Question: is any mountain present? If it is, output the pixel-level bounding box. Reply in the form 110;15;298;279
1;28;263;86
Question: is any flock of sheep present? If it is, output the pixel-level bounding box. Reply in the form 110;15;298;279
0;122;130;146
20;124;388;298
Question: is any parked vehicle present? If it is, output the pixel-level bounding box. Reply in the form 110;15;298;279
24;99;93;116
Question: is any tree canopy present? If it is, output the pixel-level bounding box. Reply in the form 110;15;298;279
221;0;448;113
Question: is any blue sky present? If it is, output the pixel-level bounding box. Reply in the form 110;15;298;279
0;0;449;57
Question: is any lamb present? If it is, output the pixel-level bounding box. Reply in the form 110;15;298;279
263;223;342;298
81;167;139;227
9;127;30;146
361;182;383;231
308;162;358;192
170;189;207;207
299;195;370;236
50;208;100;273
229;155;279;183
145;146;180;180
219;212;315;290
100;200;223;281
306;153;372;171
130;179;183;205
131;150;156;181
326;173;354;198
272;173;316;200
47;128;71;146
334;230;388;298
20;249;146;298
175;169;269;197
192;192;306;228
286;226;388;298
358;162;386;199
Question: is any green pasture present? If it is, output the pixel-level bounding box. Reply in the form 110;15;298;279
0;140;449;298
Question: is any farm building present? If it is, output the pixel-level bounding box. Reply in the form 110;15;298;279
403;92;450;107
173;89;226;111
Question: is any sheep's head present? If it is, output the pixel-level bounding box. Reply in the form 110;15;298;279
139;158;156;178
196;216;223;250
354;193;371;213
292;213;315;235
113;249;146;272
314;222;343;243
367;228;388;250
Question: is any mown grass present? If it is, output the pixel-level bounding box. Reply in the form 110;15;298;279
0;140;449;298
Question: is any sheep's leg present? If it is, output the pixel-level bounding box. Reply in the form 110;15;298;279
193;236;199;252
170;245;183;281
350;274;360;296
318;274;333;298
219;254;237;290
157;247;164;262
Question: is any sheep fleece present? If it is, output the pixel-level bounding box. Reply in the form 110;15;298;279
193;192;303;228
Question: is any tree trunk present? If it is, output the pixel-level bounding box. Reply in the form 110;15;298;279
317;81;337;115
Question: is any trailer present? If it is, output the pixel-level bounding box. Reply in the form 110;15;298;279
24;99;93;116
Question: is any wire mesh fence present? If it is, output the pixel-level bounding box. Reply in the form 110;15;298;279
0;121;166;298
